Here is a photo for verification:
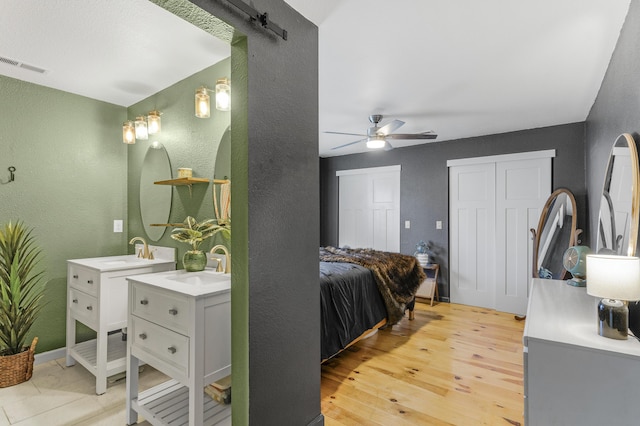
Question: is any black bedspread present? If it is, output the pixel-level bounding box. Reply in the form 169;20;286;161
320;261;387;361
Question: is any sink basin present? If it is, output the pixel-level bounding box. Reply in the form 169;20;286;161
165;270;230;286
100;257;149;266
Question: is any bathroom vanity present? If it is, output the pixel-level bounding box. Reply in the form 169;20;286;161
66;246;175;395
125;269;231;426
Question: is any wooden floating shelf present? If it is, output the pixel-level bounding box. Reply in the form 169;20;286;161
154;177;210;186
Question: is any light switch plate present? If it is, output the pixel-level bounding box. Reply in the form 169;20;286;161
436;220;443;230
113;220;123;233
405;220;410;229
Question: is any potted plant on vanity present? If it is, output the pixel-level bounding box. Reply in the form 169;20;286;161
0;221;45;387
171;216;230;272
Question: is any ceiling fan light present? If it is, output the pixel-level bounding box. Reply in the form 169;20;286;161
366;137;386;149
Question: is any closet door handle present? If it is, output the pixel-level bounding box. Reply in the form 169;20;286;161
138;333;147;340
140;299;149;305
167;346;177;354
168;308;178;316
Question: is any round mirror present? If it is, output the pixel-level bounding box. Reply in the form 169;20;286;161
596;133;640;256
140;144;172;241
532;188;578;279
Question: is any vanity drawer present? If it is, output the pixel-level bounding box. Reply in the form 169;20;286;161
130;315;189;376
69;288;98;328
68;266;99;296
131;282;189;334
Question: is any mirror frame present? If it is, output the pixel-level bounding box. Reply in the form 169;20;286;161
531;188;578;279
596;133;640;256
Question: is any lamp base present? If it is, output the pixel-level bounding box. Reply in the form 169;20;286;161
597;299;628;340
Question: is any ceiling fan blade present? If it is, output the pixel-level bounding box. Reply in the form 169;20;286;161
324;131;367;137
384;141;394;151
376;119;405;136
386;132;438;140
331;138;367;150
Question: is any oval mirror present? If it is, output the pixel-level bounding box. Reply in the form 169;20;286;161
140;144;172;241
532;188;578;279
596;133;640;256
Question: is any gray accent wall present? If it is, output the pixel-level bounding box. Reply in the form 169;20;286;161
586;0;640;254
321;122;586;300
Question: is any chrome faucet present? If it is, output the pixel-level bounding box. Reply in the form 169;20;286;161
129;237;152;259
210;245;231;273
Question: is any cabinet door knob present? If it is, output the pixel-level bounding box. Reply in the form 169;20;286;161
72;299;78;304
87;279;93;284
73;274;78;279
167;346;177;354
168;308;178;316
140;299;149;305
86;305;93;311
138;333;147;340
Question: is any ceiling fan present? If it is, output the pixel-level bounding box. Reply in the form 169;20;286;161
326;114;437;151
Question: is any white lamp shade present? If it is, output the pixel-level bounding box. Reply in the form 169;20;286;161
587;255;640;300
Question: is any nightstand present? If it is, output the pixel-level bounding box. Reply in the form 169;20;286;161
416;263;439;306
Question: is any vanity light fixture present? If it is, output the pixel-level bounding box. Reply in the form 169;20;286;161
586;254;640;339
215;78;231;111
147;110;161;135
195;86;210;118
122;120;135;144
134;116;148;140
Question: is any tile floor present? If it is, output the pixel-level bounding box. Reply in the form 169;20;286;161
0;358;169;425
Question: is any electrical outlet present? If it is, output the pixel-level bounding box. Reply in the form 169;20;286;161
405;220;411;229
113;220;123;233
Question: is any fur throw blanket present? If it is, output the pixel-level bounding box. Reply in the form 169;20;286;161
319;246;425;325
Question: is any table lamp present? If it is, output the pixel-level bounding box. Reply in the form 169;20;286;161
586;255;640;339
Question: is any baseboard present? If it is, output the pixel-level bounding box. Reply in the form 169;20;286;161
307;413;324;425
34;347;66;365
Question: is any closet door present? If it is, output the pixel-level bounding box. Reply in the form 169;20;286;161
449;162;496;309
495;158;551;314
337;166;400;251
449;151;553;314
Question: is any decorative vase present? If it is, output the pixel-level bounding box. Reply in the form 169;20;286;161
183;250;206;272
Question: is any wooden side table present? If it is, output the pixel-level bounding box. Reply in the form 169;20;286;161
416;264;439;306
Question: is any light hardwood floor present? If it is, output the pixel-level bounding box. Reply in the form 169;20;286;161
321;300;525;426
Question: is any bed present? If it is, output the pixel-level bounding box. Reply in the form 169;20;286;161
319;246;425;361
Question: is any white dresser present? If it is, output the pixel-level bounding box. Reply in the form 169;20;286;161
524;279;640;425
125;270;231;426
66;248;175;395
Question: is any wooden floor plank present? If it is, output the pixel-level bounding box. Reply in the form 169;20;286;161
321;301;525;426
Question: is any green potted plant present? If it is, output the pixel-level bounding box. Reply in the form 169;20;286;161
0;221;45;387
171;216;230;272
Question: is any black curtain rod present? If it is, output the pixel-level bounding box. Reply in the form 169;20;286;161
225;0;288;40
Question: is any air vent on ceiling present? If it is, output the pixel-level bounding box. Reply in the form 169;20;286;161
0;55;47;74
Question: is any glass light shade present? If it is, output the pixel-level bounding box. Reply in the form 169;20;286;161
122;121;135;144
587;255;640;300
134;116;148;140
147;110;161;135
366;137;386;149
195;87;210;118
215;78;230;111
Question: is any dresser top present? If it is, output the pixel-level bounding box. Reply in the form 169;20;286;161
524;278;640;357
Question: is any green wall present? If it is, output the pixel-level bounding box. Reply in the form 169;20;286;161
0;75;128;352
126;59;231;259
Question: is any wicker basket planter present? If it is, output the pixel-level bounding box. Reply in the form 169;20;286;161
0;337;37;388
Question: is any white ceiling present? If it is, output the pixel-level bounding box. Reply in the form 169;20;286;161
0;1;631;158
287;0;631;157
0;0;230;107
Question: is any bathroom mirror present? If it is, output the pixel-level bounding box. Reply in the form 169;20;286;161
532;188;578;279
140;144;172;241
596;133;640;256
214;126;231;181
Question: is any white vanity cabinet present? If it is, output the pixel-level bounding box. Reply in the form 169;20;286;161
524;279;640;425
66;249;175;395
125;270;231;426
